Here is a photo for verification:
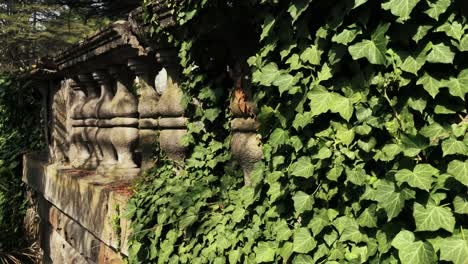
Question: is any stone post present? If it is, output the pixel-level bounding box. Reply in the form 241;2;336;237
109;66;139;170
93;71;118;171
230;71;262;186
155;50;187;160
68;78;91;168
78;74;101;168
128;57;159;170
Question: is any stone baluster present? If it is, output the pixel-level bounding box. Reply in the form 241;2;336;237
78;74;101;168
128;57;159;169
68;78;91;168
155;50;187;160
93;70;118;171
109;66;139;170
230;67;262;186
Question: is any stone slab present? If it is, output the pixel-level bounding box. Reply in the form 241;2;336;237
23;152;133;257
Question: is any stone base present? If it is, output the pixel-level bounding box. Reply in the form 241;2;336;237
23;152;134;263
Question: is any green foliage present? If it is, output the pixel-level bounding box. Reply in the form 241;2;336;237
0;75;44;255
128;0;468;263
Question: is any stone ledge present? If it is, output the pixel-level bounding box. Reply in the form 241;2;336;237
23;152;133;258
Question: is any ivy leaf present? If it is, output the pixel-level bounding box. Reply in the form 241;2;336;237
273;73;299;95
416;72;443;98
420;122;448;141
270;128;289;148
293;111;314;130
292;254;314;264
300;45;323;65
443;68;468;99
447;160;468;187
293;228;317;253
332;27;362;45
373;180;405;220
413;25;432;43
260;15;276;41
255;242;276;263
381;0;421;22
330;94;354;121
293;191;314;214
289;156;314;178
375;143;402;161
204;108;222;122
413;202;455;233
436;21;464;41
392;230;415;250
274;220;292;241
255;62;280;86
288;0;310;24
424;0;451;20
308;86;333;116
441;138;468;156
440;238;468;264
460;35;468;51
358;204;378;228
399;241;436;264
426;43;455;64
348;23;389;65
395;164;438;192
453;196;468;215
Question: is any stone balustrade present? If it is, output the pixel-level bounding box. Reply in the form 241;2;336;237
22;17;263;263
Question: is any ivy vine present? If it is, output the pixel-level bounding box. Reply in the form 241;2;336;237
127;0;468;263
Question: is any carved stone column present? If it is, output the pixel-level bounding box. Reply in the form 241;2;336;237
155;50;187;160
230;73;262;186
93;71;118;170
68;78;91;168
109;66;139;170
128;57;158;169
78;74;101;168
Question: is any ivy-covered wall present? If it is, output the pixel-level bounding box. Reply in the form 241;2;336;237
127;0;468;263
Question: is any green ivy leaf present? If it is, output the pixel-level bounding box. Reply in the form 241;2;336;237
293;228;317;253
292;254;314;264
330;94;354;121
273;73;299;95
358;204;378;228
381;0;421;22
399;241;436;264
293;191;314;214
332;27;362;45
447;160;468;187
460;35;468;51
288;0;310;24
441;138;468;156
424;0;451;20
426;43;455;64
416;72;443;98
308;86;333;116
255;62;280;86
413;202;455;232
413;25;432;43
348;23;389;65
453;196;468;215
443;68;468;99
270;128;289;148
440;238;468;264
300;45;323;65
395;164;439;191
274;220;292;241
392;230;415;250
260;15;276;41
289;156;314;178
373;180;406;220
255;242;276;263
293;111;314;130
